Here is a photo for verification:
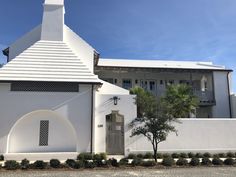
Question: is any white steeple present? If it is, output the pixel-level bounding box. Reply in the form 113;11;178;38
41;0;65;41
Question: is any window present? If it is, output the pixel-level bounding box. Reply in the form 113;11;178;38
39;120;49;146
168;80;174;85
149;81;156;91
122;79;132;90
11;82;79;92
141;80;147;90
160;80;163;85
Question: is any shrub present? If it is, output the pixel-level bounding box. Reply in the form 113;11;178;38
189;158;200;166
213;154;220;158
94;159;104;167
212;158;223;166
201;157;212;166
119;158;129;166
65;159;76;168
162;157;175;167
137;154;144;159
84;161;95;169
33;160;47;169
176;158;188;166
224;158;234;165
180;153;188;158
142;160;156;167
171;153;180;159
127;153;137;159
144;152;153;159
21;159;30;170
93;154;103;161
50;159;61;168
77;153;93;161
156;153;163;159
227;152;235;158
4;160;19;170
195;153;203;158
131;158;143;166
107;158;119;167
188;152;195;158
218;153;226;158
99;153;107;160
0;155;4;161
163;153;171;158
203;152;212;158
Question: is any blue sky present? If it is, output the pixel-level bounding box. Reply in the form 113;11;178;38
0;0;236;91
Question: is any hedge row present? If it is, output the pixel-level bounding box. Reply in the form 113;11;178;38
126;152;236;159
1;157;236;170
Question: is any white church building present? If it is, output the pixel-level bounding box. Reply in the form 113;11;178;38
1;0;236;160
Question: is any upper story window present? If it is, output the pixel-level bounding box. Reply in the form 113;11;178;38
11;82;79;92
122;79;132;90
149;81;156;91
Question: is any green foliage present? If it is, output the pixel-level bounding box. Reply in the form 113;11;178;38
137;154;144;159
201;157;212;166
156;153;163;159
203;152;212;158
21;159;30;170
141;160;156;167
93;153;107;161
77;153;93;161
180;153;188;158
212;158;223;165
188;152;195;158
195;153;204;158
84;161;96;169
130;87;178;162
224;158;234;165
171;153;180;158
33;160;47;169
0;155;4;161
107;158;119;167
162;157;175;166
127;153;137;159
176;158;188;166
226;152;235;158
50;159;61;168
65;159;77;169
163;153;171;158
119;158;129;166
189;158;200;166
218;153;226;158
161;84;199;118
5;160;19;170
131;158;143;166
144;152;153;159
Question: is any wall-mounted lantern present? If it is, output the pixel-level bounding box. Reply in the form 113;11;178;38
112;96;120;105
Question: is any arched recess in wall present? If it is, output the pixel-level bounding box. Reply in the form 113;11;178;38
7;110;77;153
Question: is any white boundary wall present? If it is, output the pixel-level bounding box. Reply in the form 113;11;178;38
126;119;236;154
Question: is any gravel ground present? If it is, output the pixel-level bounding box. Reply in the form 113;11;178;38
0;167;236;177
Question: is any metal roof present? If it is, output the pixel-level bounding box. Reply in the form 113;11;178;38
0;40;100;83
98;58;229;71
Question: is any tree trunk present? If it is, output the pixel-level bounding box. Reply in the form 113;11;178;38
152;140;158;163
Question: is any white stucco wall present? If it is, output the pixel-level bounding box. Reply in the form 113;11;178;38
212;71;231;118
94;93;137;154
231;94;236;118
126;119;236;154
9;25;41;61
0;83;93;154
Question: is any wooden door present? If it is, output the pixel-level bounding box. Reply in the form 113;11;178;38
106;111;124;155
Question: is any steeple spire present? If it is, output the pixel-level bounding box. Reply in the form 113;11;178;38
41;0;65;41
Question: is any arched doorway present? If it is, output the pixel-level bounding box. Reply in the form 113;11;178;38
7;110;77;153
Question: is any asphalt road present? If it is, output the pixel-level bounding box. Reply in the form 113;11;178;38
0;167;236;177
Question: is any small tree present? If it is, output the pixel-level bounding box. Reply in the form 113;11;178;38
162;84;199;118
130;87;178;162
